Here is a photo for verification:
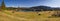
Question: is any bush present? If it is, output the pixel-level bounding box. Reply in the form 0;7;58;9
52;14;60;17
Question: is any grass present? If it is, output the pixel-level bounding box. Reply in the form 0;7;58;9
0;10;60;21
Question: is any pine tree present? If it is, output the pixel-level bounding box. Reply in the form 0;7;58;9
1;0;6;10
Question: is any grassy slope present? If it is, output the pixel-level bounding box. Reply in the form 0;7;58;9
0;10;60;21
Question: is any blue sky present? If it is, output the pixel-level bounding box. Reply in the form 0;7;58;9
0;0;60;8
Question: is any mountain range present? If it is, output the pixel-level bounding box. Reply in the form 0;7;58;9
6;6;60;11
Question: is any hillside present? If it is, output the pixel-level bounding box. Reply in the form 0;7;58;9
0;10;60;21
